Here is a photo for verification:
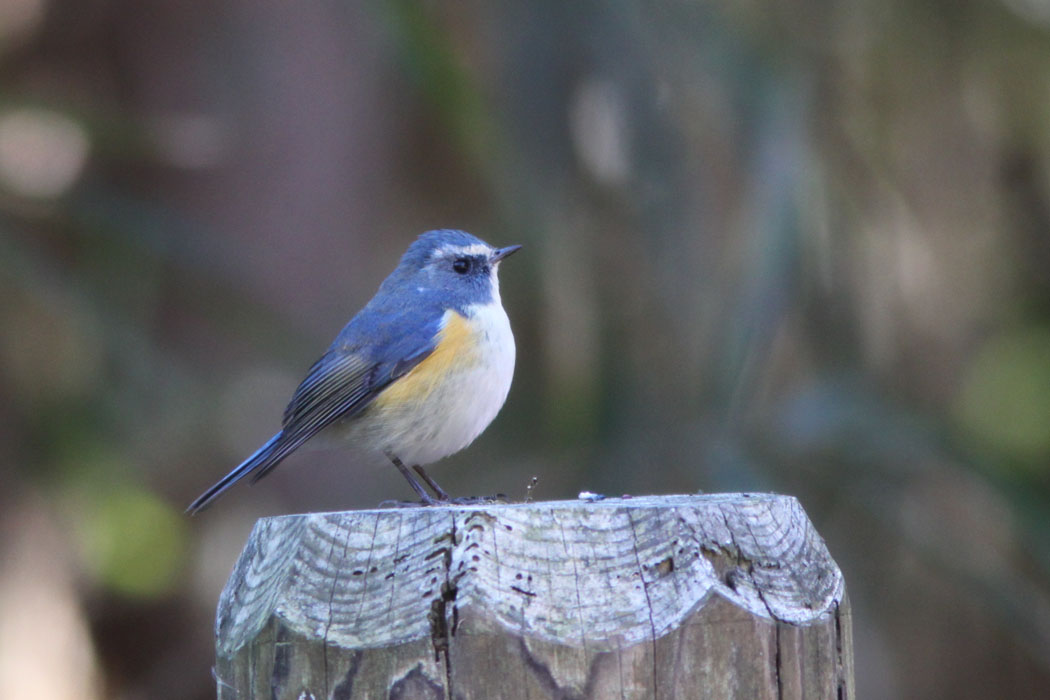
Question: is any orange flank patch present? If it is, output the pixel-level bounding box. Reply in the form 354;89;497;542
373;310;479;410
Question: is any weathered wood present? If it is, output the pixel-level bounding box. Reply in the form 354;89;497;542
213;493;853;699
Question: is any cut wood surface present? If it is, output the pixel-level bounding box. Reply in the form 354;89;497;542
214;493;853;699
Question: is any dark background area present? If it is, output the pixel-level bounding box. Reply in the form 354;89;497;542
3;1;1050;697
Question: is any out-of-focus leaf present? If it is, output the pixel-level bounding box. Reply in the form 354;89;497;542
76;486;189;599
956;327;1050;470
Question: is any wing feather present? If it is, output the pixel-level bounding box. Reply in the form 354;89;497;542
243;337;436;485
188;286;454;511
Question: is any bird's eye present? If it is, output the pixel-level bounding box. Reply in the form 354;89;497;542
452;257;471;274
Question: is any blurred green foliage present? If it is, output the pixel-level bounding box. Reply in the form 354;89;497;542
75;485;189;599
3;1;1050;698
956;327;1050;467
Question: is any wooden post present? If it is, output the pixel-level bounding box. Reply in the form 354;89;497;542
213;494;853;699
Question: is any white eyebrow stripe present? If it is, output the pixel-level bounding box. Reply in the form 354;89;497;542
433;243;491;259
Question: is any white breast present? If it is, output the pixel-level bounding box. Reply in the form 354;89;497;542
376;300;516;467
453;300;516;444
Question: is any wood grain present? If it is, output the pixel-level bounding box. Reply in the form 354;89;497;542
213;493;852;699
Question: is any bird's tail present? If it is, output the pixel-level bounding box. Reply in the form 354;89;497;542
186;432;292;515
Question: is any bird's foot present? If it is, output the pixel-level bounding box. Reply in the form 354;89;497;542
378;498;431;508
446;493;510;505
377;493;509;508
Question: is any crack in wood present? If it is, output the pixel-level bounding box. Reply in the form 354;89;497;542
427;513;459;698
270;625;292;699
555;514;591;655
214;495;851;698
835;602;848;700
774;622;783;700
324;518;363;700
625;509;659;700
330;650;362;700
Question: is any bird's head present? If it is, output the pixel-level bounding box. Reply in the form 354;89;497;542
390;229;522;310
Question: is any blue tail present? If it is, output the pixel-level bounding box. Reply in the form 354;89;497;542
186;432;290;514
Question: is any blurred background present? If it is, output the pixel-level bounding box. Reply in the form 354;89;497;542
3;0;1050;697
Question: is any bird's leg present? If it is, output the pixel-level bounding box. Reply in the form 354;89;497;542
412;464;451;502
415;464;511;505
386;453;438;505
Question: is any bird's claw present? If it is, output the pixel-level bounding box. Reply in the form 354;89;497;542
377;493;509;508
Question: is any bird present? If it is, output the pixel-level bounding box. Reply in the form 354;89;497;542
186;229;521;514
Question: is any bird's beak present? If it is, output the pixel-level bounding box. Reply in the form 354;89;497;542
490;244;523;264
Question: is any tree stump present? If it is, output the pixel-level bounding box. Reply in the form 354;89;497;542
213;493;853;699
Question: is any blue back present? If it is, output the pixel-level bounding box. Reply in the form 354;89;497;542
278;229;499;434
185;229;506;513
333;229;496;363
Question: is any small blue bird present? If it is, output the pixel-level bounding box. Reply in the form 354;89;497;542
187;230;521;513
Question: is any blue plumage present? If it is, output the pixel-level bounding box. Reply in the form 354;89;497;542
187;229;521;513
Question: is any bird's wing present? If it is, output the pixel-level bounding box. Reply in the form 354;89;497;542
189;338;436;508
280;343;432;436
243;342;434;486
